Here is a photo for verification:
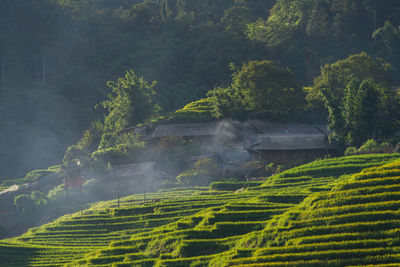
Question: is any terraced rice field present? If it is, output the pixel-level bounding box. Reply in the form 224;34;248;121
1;153;399;266
223;158;400;266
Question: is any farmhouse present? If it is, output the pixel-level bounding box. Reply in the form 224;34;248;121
245;121;331;162
151;121;252;145
149;120;331;163
151;123;219;142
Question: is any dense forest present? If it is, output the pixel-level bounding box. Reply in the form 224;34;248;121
1;0;400;180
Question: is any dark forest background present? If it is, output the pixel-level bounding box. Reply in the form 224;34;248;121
1;0;400;180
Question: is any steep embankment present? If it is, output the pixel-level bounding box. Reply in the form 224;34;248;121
0;154;399;266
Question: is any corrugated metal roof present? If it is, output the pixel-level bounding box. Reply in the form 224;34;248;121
253;133;329;150
150;120;330;151
248;120;323;134
110;162;155;178
152;123;218;138
242;121;329;150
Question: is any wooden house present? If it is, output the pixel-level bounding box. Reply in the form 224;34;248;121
245;121;332;163
149;120;332;164
151;123;219;142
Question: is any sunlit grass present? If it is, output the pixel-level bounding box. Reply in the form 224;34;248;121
1;154;400;266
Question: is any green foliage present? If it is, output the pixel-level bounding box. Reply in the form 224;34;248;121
373;21;400;57
343;78;381;146
47;184;66;202
14;194;33;212
358;139;381;154
5;0;400;265
61;144;90;179
14;191;47;212
265;163;285;176
344;147;358;156
91;131;147;171
312;53;397;147
313;52;392;100
0;166;60;190
176;170;209;186
60;121;105;177
91;146;125;169
194;158;221;177
177;158;222;186
208;60;306;120
246;0;400;83
98;132;117;150
356;139;393;154
247;0;311;47
221;5;253;39
166;98;216;122
207;86;248;120
100;70;159;133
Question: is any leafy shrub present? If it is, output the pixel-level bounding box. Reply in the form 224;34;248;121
14;191;47;212
358;139;381;153
239;161;266;179
194;158;221;177
92;145;127;163
176;169;210;186
47;184;66;202
265;163;285;176
14;194;33;212
90;141;146;168
345;139;394;155
25;169;55;182
344;147;358;156
98;132;117;150
177;158;222;185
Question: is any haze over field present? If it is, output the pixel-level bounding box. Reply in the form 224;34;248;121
1;1;400;266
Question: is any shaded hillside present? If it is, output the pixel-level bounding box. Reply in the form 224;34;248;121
2;0;400;179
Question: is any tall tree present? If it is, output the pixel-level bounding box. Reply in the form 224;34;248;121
208;60;306;120
100;70;159;133
313;53;396;147
343;78;380;146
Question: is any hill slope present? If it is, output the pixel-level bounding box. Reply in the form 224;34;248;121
225;158;400;266
0;154;399;266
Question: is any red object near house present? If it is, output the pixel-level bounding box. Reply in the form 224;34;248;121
64;176;84;189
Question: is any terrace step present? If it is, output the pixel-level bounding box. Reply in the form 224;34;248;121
229;247;400;265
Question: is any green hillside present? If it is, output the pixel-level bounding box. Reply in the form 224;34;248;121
226;159;400;266
2;1;400;265
1;153;400;266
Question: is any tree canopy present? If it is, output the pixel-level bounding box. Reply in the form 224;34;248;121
100;70;159;133
208;60;306;120
312;53;397;147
